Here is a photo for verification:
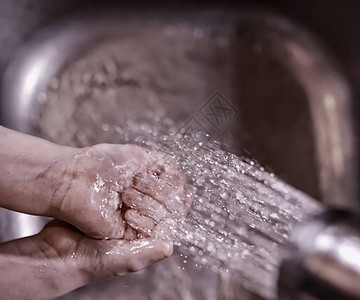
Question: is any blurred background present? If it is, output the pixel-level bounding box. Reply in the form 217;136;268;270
1;0;360;107
1;0;360;202
1;1;360;299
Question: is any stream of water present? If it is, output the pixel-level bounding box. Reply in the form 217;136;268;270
110;119;321;299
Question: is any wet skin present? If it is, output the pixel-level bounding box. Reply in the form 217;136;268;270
0;126;191;299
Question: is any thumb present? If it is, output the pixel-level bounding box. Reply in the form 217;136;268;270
98;236;173;277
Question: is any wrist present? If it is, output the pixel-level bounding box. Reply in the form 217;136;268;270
0;234;90;299
0;126;82;217
40;145;83;218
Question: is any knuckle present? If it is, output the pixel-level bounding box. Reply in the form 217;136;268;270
162;242;173;258
127;260;143;273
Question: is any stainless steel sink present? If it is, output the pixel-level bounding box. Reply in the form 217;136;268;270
0;5;358;300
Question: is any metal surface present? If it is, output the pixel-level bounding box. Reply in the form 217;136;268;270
235;14;358;210
0;209;50;242
1;10;358;207
278;209;360;300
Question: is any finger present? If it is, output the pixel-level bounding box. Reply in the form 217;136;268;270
124;209;156;237
121;188;170;222
158;170;185;190
152;218;177;241
137;149;185;187
100;237;173;276
132;173;184;212
124;224;137;241
106;189;127;238
146;159;185;188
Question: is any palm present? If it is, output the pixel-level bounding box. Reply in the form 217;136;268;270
57;144;190;239
39;219;173;280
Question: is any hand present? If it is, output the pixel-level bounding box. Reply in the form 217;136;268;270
40;219;173;278
54;144;192;239
0;219;173;300
0;126;191;239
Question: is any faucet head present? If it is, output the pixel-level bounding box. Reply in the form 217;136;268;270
278;209;360;300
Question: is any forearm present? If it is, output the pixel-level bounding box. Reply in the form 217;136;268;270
0;126;77;216
0;235;88;300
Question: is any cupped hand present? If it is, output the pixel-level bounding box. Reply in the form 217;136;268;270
39;219;173;280
0;219;173;300
54;144;192;239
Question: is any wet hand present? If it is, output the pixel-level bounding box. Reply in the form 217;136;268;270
54;144;191;239
40;219;173;279
0;219;173;300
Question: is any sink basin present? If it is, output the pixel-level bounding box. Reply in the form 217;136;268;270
0;5;358;300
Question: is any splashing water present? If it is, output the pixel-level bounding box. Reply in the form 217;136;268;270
37;23;322;298
105;119;321;299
